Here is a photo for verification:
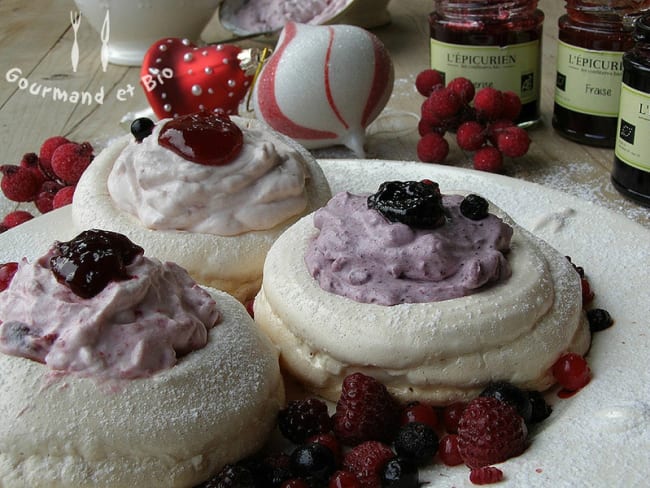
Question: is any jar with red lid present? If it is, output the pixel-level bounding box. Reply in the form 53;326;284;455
429;0;544;127
553;0;650;147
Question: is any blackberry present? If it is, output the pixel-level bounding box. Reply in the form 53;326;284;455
479;381;532;424
527;390;552;424
130;117;155;142
278;398;333;444
381;457;419;488
587;308;614;333
197;463;256;487
459;194;489;220
289;442;337;484
393;422;439;466
367;180;447;229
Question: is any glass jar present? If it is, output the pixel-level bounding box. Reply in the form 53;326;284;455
553;1;650;147
429;0;544;126
612;12;650;206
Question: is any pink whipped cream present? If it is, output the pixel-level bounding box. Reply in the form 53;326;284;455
226;0;351;33
0;248;219;380
305;192;513;305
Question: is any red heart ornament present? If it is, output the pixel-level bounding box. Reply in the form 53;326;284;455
140;38;253;119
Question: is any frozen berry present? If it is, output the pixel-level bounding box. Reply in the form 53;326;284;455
486;119;515;146
0;165;41;202
473;146;503;173
587;308;613;333
479;381;532;425
400;401;439;430
552;353;591;391
253;453;293;487
131;117;155;142
496;126;530;158
527;390;552;424
442;402;466;434
34;180;63;214
334;372;401;445
422;88;462;120
197;463;256;487
0;262;19;292
342;441;395;488
417;133;449;164
460;194;489;221
367;180;447;229
456;121;486;151
329;470;361;488
290;442;337;484
415;69;444;97
381;457;419;487
474;87;504;121
2;210;34;229
52;185;75;209
278;398;333;444
447;77;475;105
39;136;70;176
418;117;445;136
307;433;342;464
51;141;94;185
469;466;504;485
438;434;463;466
580;277;595;305
19;152;46;185
500;90;522;121
393;422;439;465
457;397;528;468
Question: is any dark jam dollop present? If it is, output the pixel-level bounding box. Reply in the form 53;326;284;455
158;112;244;166
367;180;447;228
50;229;144;299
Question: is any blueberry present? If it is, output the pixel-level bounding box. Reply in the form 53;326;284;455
130;117;155;142
367;180;446;228
479;381;532;424
459;194;489;220
586;308;613;333
381;457;419;487
289;442;336;484
394;422;439;466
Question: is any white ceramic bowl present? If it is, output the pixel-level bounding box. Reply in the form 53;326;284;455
218;0;391;37
73;0;221;66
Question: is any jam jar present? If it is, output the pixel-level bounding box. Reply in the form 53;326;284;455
429;0;544;126
553;1;650;147
612;12;650;206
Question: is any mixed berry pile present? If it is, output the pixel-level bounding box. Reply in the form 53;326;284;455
0;136;95;233
415;69;531;173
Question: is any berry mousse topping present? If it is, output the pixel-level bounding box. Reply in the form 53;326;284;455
130;117;155;142
158;112;243;166
367;180;446;229
50;229;143;299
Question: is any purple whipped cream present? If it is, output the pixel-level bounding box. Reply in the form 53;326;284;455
304;191;513;305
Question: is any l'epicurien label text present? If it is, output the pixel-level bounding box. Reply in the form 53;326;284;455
445;53;517;66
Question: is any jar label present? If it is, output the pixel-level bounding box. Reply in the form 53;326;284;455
615;83;650;172
429;39;540;104
554;41;624;117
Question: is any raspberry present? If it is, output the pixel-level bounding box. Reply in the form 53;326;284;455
333;372;401;445
438;434;463;466
447;77;475;105
0;165;41;202
35;180;63;214
278;398;333;444
500;90;522;121
469;466;504;485
417;133;449;164
0;262;19;292
457;397;528;468
456;121;486;151
400;401;439;430
52;185;75;209
342;441;395;488
329;470;361;488
415;69;444;97
393;422;439;465
51;141;94;185
496;126;530;158
2;210;34;229
39;136;70;178
552;353;591;391
486;119;515;146
474;87;504;121
442;402;467;434
422;88;462;120
473;147;503;173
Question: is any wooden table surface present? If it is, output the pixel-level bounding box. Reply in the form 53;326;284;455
0;0;648;229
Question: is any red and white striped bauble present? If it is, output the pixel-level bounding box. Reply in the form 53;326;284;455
253;22;394;157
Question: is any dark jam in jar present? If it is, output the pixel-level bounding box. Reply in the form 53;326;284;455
612;13;650;206
552;1;649;147
429;0;544;126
